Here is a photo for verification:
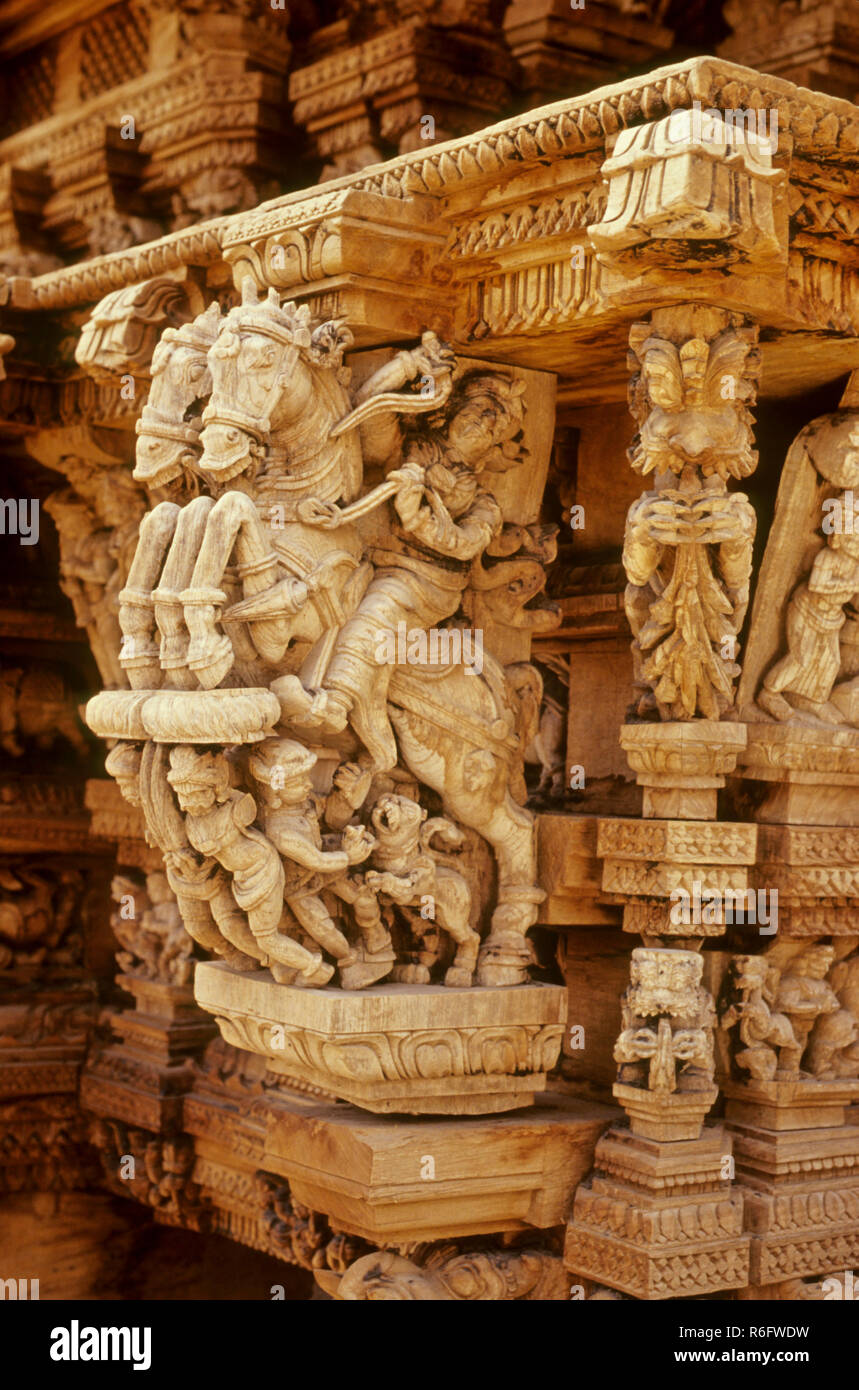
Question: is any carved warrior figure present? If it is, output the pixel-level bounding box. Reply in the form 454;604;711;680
614;947;715;1093
622;307;760;721
94;285;548;988
758;425;859;726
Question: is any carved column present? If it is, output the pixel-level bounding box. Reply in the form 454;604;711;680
714;380;859;1287
564;306;761;1297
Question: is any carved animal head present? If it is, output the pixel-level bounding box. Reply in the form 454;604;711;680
199;283;353;483
628;946;703;1015
627;318;760;481
369;793;426;854
134;302;221;488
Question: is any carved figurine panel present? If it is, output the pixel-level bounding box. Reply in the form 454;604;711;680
85;284;564;1113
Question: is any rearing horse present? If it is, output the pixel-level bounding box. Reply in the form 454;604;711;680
120;284;543;983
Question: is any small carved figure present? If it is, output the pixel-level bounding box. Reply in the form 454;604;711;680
248;738;393;990
807;948;859;1079
615;947;715;1093
361;793;479;987
110;871;194;986
166;745;333;987
759;468;859;725
0;863;83;970
720;955;801;1081
773;944;841;1066
0;665;89;759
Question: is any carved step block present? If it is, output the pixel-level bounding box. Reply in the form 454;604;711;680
620;722;747;821
613;1083;720;1142
565;1124;750;1299
730;1122;859;1283
724;1077;859;1131
195;962;566;1115
262;1091;616;1243
79;978;215;1130
738;725;859;826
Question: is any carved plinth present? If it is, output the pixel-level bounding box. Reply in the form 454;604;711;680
730;1121;859;1283
80;975;215;1131
565;1124;750;1299
739;725;859;825
724;1077;859;1132
195;962;566;1115
613;1082;720;1141
620;722;747;820
260;1091;615;1243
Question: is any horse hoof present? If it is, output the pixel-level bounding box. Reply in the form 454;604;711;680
188;635;234;688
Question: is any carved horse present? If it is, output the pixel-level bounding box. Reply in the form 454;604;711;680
120;285;542;981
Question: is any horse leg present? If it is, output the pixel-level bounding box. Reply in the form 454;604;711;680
152;496;215;689
119;502;180;688
476;795;543;985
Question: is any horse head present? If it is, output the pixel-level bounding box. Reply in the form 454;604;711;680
199;282;354;487
134;301;221;488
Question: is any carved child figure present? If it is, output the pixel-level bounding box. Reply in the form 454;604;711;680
249;738;394;990
166;745;333;987
361;792;479;987
615;947;715;1094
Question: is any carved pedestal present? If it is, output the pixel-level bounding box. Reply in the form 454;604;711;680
81;975;216;1132
727;1086;859;1283
565;1123;749;1299
195;962;565;1115
620;722;747;822
739;726;859;826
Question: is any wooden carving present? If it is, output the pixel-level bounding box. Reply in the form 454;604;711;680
721;943;859;1082
623;305;760;721
89;287;551;993
754;412;859;727
615;946;715;1095
85;286;564;1113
